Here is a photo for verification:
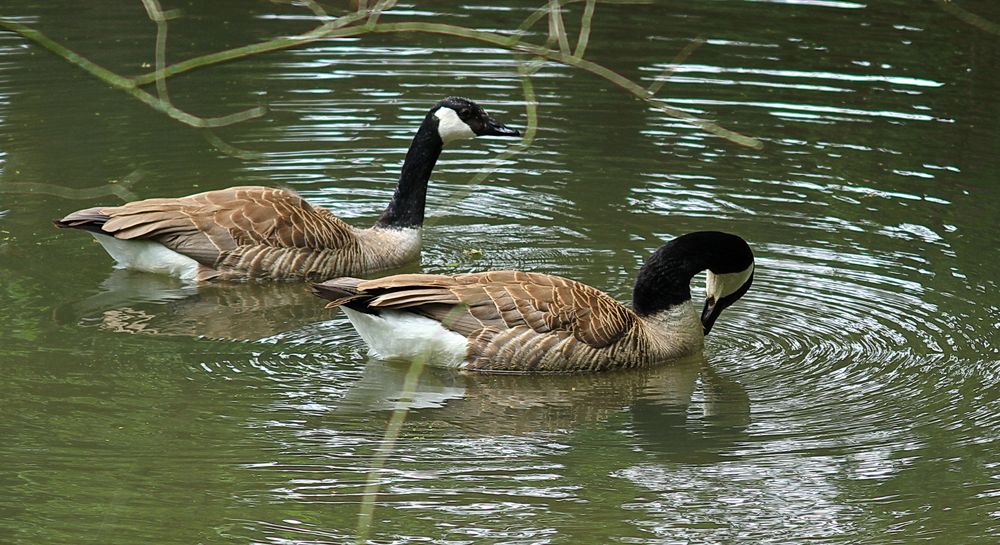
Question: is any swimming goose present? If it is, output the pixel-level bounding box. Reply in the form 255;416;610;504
54;97;520;282
312;231;755;373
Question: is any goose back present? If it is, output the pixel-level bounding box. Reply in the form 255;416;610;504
58;186;422;281
315;271;705;372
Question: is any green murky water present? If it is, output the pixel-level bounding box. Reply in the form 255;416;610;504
1;1;998;543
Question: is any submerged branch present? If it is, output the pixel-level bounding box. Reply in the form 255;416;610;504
647;37;705;96
369;22;763;148
139;0;178;102
0;17;265;128
1;175;141;201
300;0;331;19
355;355;427;545
574;0;597;59
931;0;1000;35
0;0;760;147
548;0;572;56
515;0;650;40
364;0;399;28
130;14;370;86
202;131;269;160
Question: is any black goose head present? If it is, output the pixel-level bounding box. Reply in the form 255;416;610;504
632;231;754;335
429;97;521;143
699;235;754;335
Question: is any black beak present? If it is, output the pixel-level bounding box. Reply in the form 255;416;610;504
478;118;520;137
701;298;721;336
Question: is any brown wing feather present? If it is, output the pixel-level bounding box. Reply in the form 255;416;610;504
352;271;637;349
95;186;358;266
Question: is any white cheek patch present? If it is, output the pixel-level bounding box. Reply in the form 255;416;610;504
705;263;754;300
434;107;476;143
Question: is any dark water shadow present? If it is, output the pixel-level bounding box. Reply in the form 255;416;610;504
337;354;752;462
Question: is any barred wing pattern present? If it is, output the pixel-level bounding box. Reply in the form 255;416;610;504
95;186;365;280
346;271;657;372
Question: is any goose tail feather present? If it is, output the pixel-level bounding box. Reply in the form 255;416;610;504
312;278;375;312
53;207;110;235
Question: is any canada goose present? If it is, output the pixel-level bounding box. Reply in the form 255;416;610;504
312;231;755;373
54;97;520;282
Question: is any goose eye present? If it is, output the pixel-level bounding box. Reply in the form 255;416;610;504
458;109;471;121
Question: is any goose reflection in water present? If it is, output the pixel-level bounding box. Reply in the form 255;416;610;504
336;354;751;462
55;269;751;460
54;269;332;340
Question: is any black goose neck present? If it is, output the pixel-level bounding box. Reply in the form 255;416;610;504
632;244;706;317
631;231;751;317
375;116;443;229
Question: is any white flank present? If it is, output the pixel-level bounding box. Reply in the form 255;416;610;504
92;233;200;282
342;307;469;367
434;106;476;143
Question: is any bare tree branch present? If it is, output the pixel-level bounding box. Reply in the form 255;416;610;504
931;0;1000;34
369;22;762;149
574;0;597;59
548;0;572;55
0;0;761;148
139;0;180;101
646;37;705;96
0;17;265;128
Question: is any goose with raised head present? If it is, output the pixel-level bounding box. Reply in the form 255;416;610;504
312;231;755;373
54;97;520;282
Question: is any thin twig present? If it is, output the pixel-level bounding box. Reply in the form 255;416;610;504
130;10;370;85
355;355;427;544
122;13;758;146
548;0;571;56
646;37;706;96
514;0;650;44
365;0;398;28
0;0;760;147
368;22;762;148
573;0;597;59
139;0;175;101
299;0;330;19
930;0;1000;34
1;180;140;201
202;131;269;160
0;17;265;128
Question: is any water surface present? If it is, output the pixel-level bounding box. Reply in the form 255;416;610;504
1;1;998;544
